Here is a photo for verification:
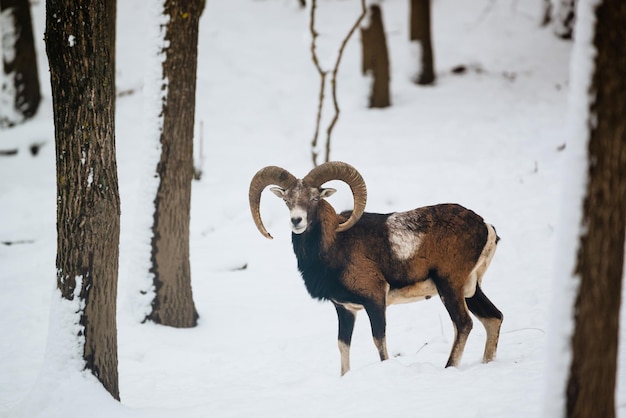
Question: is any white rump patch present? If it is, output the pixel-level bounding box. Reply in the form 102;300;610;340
386;212;423;260
464;223;498;297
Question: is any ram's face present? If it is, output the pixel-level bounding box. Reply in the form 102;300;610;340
270;180;336;234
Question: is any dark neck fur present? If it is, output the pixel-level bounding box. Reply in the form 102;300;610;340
291;221;342;301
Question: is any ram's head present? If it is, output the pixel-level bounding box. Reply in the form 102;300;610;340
249;161;367;238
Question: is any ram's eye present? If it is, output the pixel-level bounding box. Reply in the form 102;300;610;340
311;196;320;202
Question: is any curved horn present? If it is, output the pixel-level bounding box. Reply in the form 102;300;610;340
249;166;297;239
303;161;367;232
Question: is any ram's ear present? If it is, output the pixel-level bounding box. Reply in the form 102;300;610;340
270;187;285;198
320;188;337;199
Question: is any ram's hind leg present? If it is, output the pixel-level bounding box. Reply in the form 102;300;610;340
432;271;473;368
363;300;389;363
466;284;503;363
334;303;357;376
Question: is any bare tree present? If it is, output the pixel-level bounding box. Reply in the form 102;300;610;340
361;4;390;108
45;0;120;400
409;0;435;85
309;0;366;166
564;1;625;417
145;0;202;328
1;0;41;127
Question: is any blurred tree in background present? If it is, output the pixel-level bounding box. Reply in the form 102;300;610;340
0;0;41;127
410;0;435;85
361;4;390;108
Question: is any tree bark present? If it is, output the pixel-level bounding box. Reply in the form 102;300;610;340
45;0;120;400
0;0;41;127
361;4;390;108
146;0;202;328
565;1;626;417
409;0;435;85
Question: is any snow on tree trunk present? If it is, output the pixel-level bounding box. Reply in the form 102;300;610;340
0;0;41;128
45;0;120;400
553;0;577;39
144;0;201;328
544;0;625;417
565;0;625;414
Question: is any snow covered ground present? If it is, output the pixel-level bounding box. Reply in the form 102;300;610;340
1;0;624;417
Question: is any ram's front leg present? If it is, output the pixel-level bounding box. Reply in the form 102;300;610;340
334;303;357;376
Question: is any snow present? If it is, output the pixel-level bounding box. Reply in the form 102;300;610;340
0;0;625;417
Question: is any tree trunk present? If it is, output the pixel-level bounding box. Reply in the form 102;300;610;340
361;4;390;108
0;0;41;127
409;0;435;85
146;0;202;328
565;1;626;417
45;0;120;400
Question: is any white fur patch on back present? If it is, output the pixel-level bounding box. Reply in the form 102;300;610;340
386;212;423;260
